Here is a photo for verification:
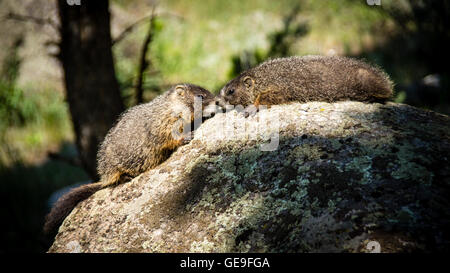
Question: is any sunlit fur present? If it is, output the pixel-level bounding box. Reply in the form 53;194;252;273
218;55;393;108
44;84;215;233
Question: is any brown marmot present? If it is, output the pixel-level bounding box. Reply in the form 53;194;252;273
216;55;393;108
44;83;215;233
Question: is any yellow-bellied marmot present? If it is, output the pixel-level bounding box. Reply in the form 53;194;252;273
44;83;215;233
217;55;393;108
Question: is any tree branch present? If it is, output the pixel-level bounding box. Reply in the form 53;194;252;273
112;15;151;46
112;10;184;46
135;7;157;105
4;12;59;32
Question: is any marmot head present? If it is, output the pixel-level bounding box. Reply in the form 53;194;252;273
169;83;216;119
217;73;255;108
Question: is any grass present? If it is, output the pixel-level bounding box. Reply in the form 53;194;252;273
0;85;73;166
0;67;87;253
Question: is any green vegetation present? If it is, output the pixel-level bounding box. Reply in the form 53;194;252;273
113;0;391;93
0;41;73;167
0;35;86;253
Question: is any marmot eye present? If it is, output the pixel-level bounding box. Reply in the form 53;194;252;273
195;94;205;100
226;89;235;96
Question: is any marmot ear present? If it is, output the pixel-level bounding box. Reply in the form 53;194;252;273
175;85;186;96
243;76;254;90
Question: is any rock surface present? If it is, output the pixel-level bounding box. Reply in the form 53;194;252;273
49;101;450;253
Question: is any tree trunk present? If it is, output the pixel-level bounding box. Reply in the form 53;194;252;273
57;0;124;179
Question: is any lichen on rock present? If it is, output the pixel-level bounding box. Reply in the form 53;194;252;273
49;101;450;253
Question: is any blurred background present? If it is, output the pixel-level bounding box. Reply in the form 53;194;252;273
0;0;448;252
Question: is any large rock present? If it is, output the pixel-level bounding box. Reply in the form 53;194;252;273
49;101;450;253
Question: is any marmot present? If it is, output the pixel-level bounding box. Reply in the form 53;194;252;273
44;83;215;233
217;55;393;108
